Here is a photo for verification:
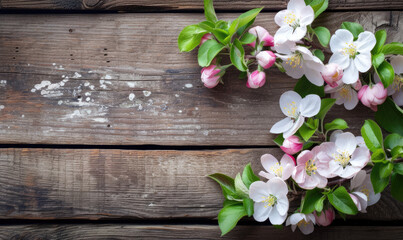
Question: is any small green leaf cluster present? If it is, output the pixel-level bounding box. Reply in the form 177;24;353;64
208;164;259;236
361;120;403;201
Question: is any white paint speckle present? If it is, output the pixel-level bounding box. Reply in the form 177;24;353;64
73;72;82;78
88;70;93;73
143;91;151;97
86;97;91;102
58;100;63;105
85;92;91;96
129;93;135;101
185;83;193;88
105;75;112;80
21;115;24;118
89;85;95;90
178;110;182;113
203;130;209;136
92;118;108;123
175;94;180;98
0;105;4;110
31;89;36;93
0;80;7;85
195;107;199;110
127;82;135;88
32;78;68;98
52;63;56;66
84;82;90;87
148;203;155;207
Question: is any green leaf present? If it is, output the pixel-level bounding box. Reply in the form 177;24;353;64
384;133;403;150
230;39;247;72
239;33;257;45
315;196;326;213
380;162;394;178
218;204;247;236
317;98;336;121
294;76;325;98
371;148;386;163
301;188;324;214
208;173;237;199
308;0;329;18
313;49;325;62
198;21;215;32
371;162;391;194
226;8;263;43
243;198;254;217
341;22;364;40
372;53;385;69
241;163;260;188
198;39;225;67
375;60;395;88
381;42;403;55
372;30;387;54
361;119;383;153
273;134;285;147
299;122;317;142
391;173;403;202
223;199;239;208
325;118;349;132
391;146;403;160
178;25;208;52
211;28;229;44
394;163;403;175
327;186;358;215
234;173;249;198
313;26;331;47
375;98;403;136
236;18;256;37
204;0;218;22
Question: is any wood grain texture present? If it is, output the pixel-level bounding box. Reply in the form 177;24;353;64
0;0;402;11
1;225;403;240
0;12;401;146
0;148;402;220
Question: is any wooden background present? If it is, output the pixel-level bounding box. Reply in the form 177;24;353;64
0;0;402;239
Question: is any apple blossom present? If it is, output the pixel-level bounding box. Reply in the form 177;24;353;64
270;91;321;138
280;135;303;155
200;33;213;45
350;170;381;207
314;207;335;227
329;30;376;84
201;65;223;88
322;63;344;88
325;81;359;110
330;130;366;148
357;83;388;111
248;26;274;48
349;192;367;213
259;154;296;181
274;0;314;44
256;51;276;69
247;70;266;88
374;55;403;106
292;146;329;189
318;132;370;179
286;213;316;235
249;178;289;225
275;41;325;86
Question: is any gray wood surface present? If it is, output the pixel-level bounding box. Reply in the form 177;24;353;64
0;12;401;146
0;224;403;239
0;148;402;220
0;0;402;11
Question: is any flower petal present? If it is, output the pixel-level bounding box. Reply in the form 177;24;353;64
282;59;305;79
270;117;294;134
304;67;324;86
335;132;357;155
341;60;359;84
350;170;367;190
392;91;403;106
274;10;289;27
283;116;305;138
274;26;294;45
261;154;280;176
268;177;289;196
299;221;314;235
279;91;302;117
288;0;307;11
350;147;370;168
299;94;321;117
289;213;305;225
355;31;376;53
344;87;359;110
249;181;270;202
354;52;372;72
269;207;287;225
276;196;289;216
329;52;350;70
298;6;314;26
289;26;307;42
339;165;360;179
330;29;353;52
253;202;272;222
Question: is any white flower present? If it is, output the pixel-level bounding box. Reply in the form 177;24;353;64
276;41;325;86
286;213;316;235
325;81;359;110
329;29;376;84
249;178;289;225
350;170;381;207
374;55;403;106
319;132;370;179
274;0;314;44
259;154;296;181
270;91;321;138
330;130;366;147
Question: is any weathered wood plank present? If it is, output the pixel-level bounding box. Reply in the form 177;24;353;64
0;12;401;146
1;225;403;240
0;0;402;11
0;148;402;220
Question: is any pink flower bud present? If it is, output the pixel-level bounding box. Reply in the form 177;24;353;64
201;65;222;88
280;135;303;155
247;70;266;89
200;33;213;45
357;83;388;111
314;207;335;227
321;63;343;88
248;26;274;47
256;51;276;69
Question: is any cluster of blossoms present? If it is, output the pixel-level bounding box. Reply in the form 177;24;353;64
179;0;403;236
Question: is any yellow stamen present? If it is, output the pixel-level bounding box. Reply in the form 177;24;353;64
286;54;303;69
270;163;284;177
342;43;357;58
262;195;277;208
284;11;300;28
391;74;403;92
305;159;317;176
297;219;309;227
360;187;370;198
283;101;298;118
333;150;351;168
339;86;352;101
